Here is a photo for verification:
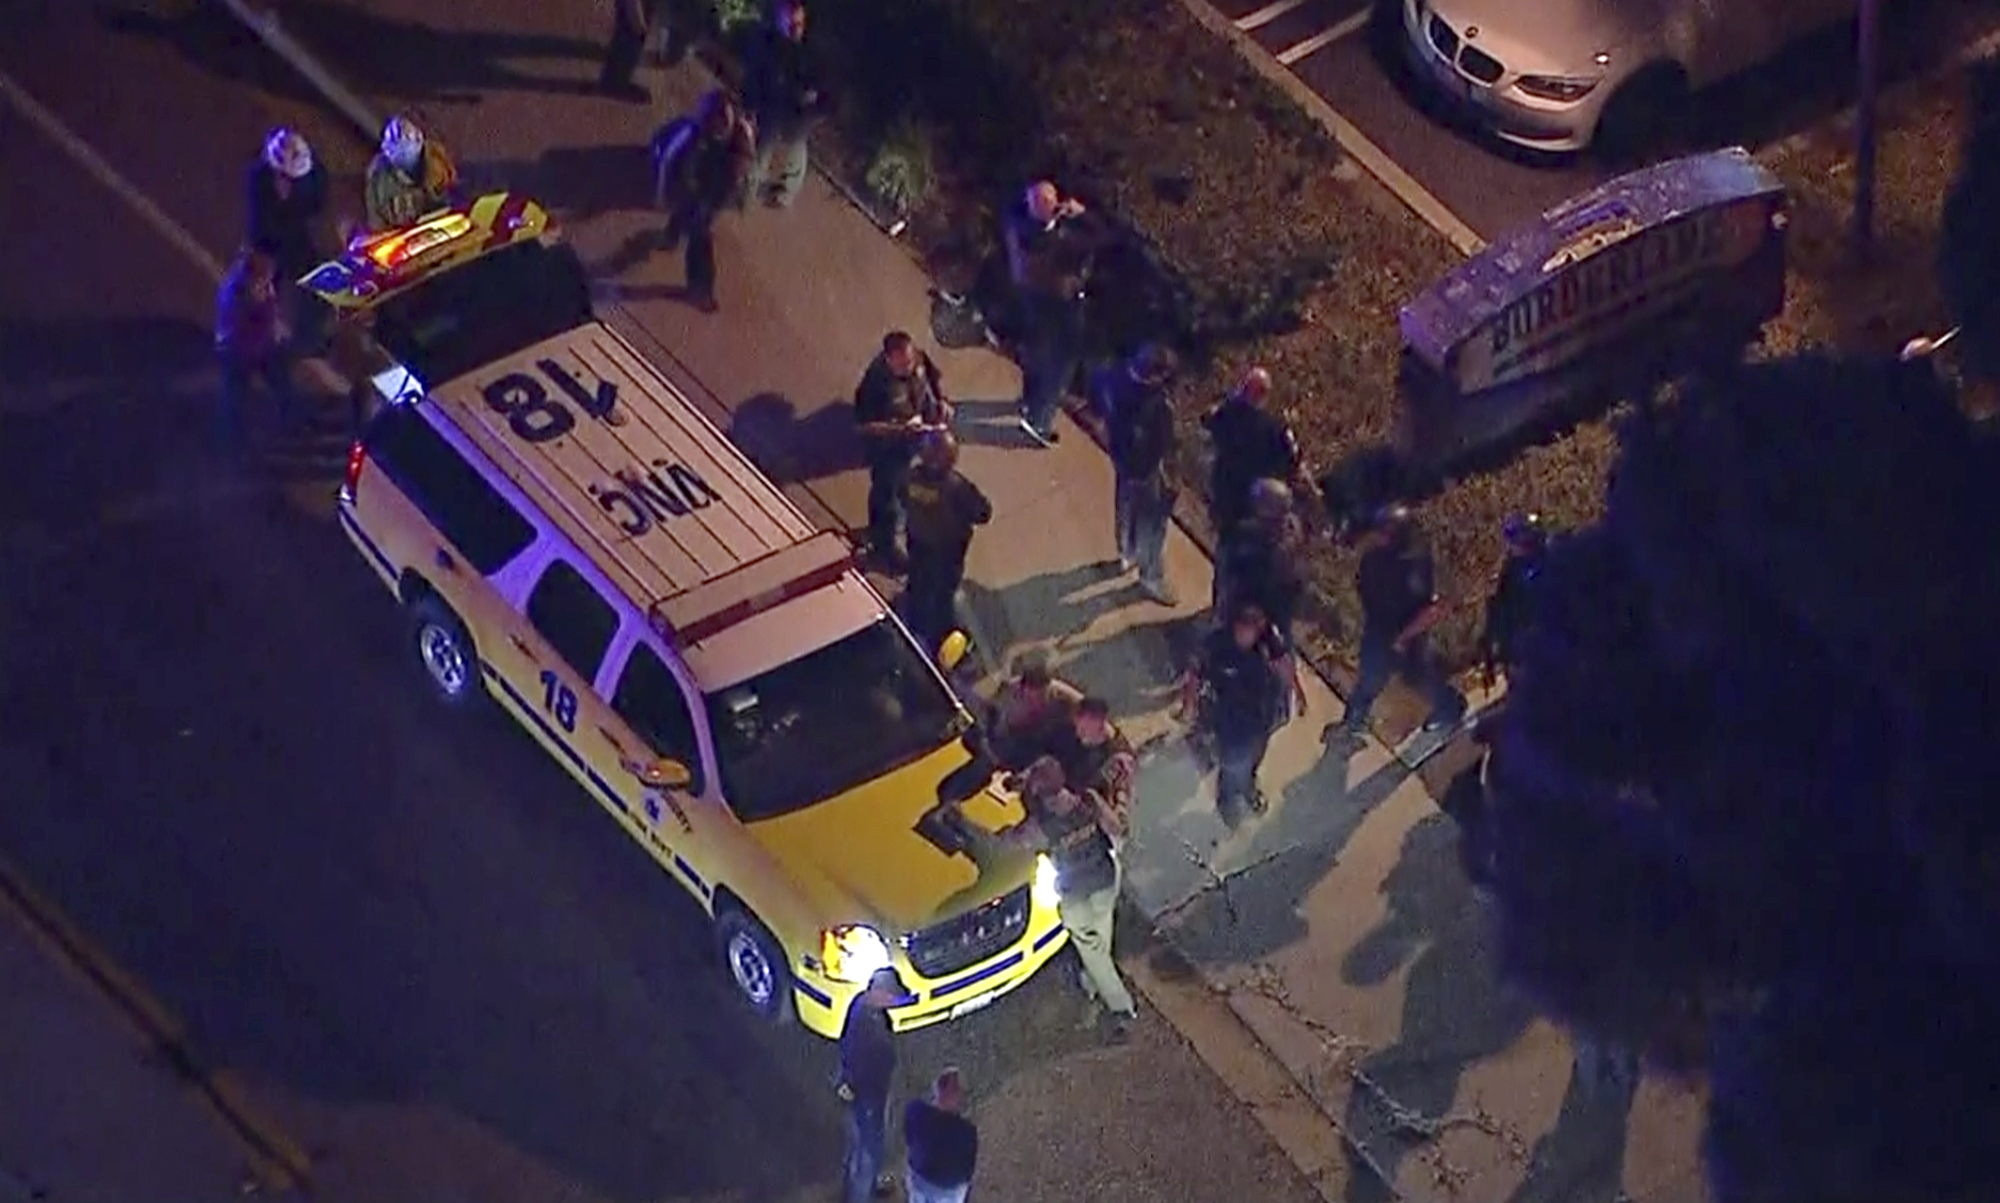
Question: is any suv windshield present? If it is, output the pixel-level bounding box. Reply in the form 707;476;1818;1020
372;240;595;385
706;619;966;822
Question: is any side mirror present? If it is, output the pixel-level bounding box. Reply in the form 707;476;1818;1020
937;630;971;672
626;757;693;790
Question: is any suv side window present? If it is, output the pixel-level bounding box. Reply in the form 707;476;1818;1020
610;644;706;792
525;559;620;683
364;405;534;574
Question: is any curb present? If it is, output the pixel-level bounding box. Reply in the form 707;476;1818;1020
0;852;314;1197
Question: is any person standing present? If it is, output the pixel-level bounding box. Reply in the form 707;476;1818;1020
213;246;294;443
245;127;331;354
838;967;901;1203
652;89;755;314
364;115;456;232
900;431;991;655
904;1068;979;1203
597;0;658;101
1202;367;1312;596
1478;510;1546;685
739;0;828;209
1336;504;1465;739
1002;756;1136;1038
1004;180;1103;447
1180;601;1297;817
854;330;950;568
1218;478;1307;642
1099;342;1180;603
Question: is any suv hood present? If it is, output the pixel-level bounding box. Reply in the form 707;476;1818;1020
744;741;1035;934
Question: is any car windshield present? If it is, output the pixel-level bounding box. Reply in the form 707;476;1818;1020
371;240;595;385
705;619;967;823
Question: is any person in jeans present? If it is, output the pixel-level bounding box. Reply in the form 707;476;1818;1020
652;89;755;313
1337;504;1465;739
739;0;828;208
853;330;950;568
1181;601;1296;817
1003;180;1104;446
904;1068;979;1203
212;246;293;442
837;967;901;1203
1099;342;1179;603
998;756;1136;1040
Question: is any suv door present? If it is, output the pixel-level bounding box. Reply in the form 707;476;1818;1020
602;639;723;900
485;553;627;799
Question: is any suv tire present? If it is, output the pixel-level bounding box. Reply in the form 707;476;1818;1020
715;906;796;1026
408;594;483;707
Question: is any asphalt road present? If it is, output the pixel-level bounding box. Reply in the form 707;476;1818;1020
0;9;1323;1203
1208;0;2000;243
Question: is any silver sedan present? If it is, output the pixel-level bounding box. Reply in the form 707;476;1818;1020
1400;0;1859;155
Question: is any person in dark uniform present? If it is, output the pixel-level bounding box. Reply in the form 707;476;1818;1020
1203;368;1314;608
1097;343;1179;602
853;330;950;569
652;89;755;313
599;0;661;101
1479;511;1547;684
1217;477;1307;642
1181;601;1297;816
1336;504;1465;738
1003;180;1104;446
245;127;332;357
901;431;992;654
837;967;901;1203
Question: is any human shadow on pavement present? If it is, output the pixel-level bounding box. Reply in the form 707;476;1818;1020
1042;610;1205;728
117;0;610;107
473;145;660;226
957;562;1143;653
727;392;864;486
1335;811;1612;1203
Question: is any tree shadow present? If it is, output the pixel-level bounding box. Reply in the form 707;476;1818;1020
1337;812;1538;1203
726;391;865;486
110;0;609;109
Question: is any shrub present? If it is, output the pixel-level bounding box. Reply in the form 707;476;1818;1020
863;121;935;215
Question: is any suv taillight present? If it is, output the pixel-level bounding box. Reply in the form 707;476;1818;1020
342;440;367;500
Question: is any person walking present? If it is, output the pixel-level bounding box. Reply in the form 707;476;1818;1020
213;246;294;444
651;89;755;314
1099;342;1179;603
1004;180;1104;446
1336;504;1465;739
900;431;991;655
1180;600;1297;817
999;756;1137;1040
245;127;331;354
904;1068;979;1203
1479;510;1546;685
838;967;901;1203
983;650;1084;770
1217;478;1307;642
1202;367;1312;600
854;330;950;569
739;0;829;209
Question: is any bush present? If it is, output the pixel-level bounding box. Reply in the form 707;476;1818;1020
863;121;935;215
711;0;764;33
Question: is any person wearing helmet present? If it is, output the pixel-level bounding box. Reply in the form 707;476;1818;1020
246;127;331;357
365;115;456;231
1479;511;1547;684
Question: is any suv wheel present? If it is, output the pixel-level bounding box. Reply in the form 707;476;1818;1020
715;906;795;1025
408;595;481;707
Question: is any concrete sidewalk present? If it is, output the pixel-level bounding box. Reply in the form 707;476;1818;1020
232;2;1711;1199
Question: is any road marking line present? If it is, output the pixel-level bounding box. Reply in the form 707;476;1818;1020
1276;10;1370;64
1177;0;1486;255
1234;0;1312;31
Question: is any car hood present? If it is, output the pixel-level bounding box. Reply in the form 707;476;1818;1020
744;740;1035;935
1425;0;1639;74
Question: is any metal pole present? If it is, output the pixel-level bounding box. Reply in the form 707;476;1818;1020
1853;0;1881;258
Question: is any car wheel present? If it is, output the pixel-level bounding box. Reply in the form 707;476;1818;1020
715;906;796;1025
1594;66;1689;166
408;594;482;707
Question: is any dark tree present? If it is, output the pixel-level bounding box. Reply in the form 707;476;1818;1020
1941;59;2000;383
1472;353;2000;1203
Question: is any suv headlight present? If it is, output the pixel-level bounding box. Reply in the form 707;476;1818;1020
821;924;893;983
1515;74;1600;102
1033;854;1061;909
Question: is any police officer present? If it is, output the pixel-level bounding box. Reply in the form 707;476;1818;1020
1203;368;1313;607
1004;180;1103;446
1180;600;1297;817
1217;478;1306;642
1479;511;1546;684
854;330;950;569
901;431;992;655
653;89;756;314
1336;504;1465;739
1097;343;1179;603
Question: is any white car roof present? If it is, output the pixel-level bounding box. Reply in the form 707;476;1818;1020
426;321;883;686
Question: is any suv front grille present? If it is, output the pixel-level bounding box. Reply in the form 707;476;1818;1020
901;885;1031;980
1426;13;1459;59
1459;45;1504;84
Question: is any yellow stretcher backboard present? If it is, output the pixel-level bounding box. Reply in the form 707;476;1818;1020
299;191;553;313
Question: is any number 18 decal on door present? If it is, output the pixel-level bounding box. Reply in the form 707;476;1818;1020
539;668;579;732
